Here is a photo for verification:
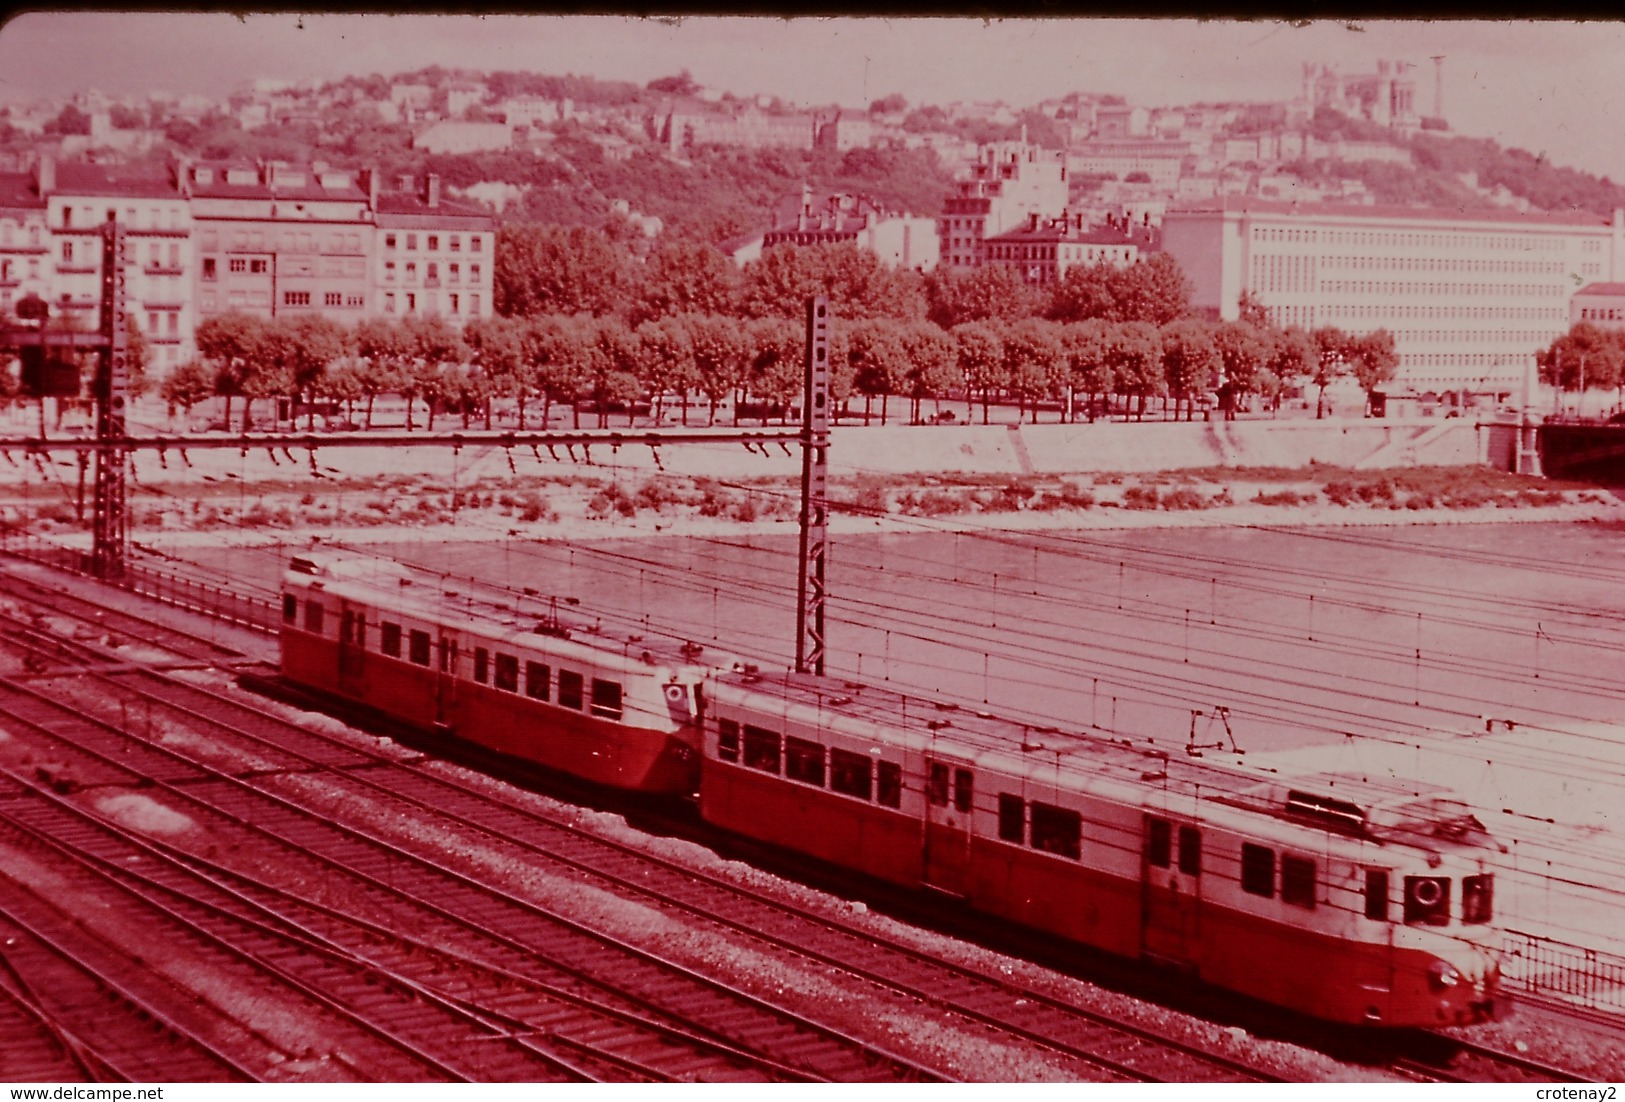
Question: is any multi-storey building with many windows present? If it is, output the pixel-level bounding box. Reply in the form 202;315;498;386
182;159;375;329
373;174;496;323
983;212;1139;286
48;159;195;370
939;141;1069;271
0;171;51;319
1162;197;1625;393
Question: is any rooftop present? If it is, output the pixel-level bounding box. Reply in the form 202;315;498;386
1166;194;1620;229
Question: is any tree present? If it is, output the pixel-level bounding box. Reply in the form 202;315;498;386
898;321;960;423
1211;321;1273;418
351;317;411;428
647;70;700;96
739;242;927;322
194;312;272;429
1346;329;1400;412
635;316;697;425
461;315;528;429
123;316;152;399
952;321;1006;424
1159;319;1221;421
587;317;642;428
1236;290;1273;329
400;314;466;430
521;316;596;428
686;314;750;425
1060;320;1113;421
1309;326;1353;419
160;359;214;421
266;314;349;427
494;223;631;318
1265;326;1316;416
45;104;91;136
846;319;911;425
924;265;1040;329
1112;253;1194;327
1000;319;1066;423
869;93;908;115
633;239;739;325
1105;322;1164;420
743;317;803;422
1538;323;1625;401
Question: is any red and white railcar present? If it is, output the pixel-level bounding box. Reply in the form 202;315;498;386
699;669;1503;1027
280;554;713;793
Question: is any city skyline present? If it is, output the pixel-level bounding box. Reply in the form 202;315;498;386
2;14;1624;182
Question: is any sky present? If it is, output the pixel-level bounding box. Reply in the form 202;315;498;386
2;13;1624;181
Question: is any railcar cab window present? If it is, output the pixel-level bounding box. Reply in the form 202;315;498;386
1030;802;1081;859
1280;854;1317;909
304;601;324;634
784;737;825;786
954;768;973;813
408;630;431;667
283;594;297;623
558;670;584;710
1178;826;1202;876
589;679;623;720
525;662;550;700
1148;818;1172;867
1404;875;1451;926
1462;874;1493;924
997;794;1025;843
1241;843;1275;897
829;748;871;799
495;654;519;693
716;718;740;762
876;761;902;808
473;647;489;683
381;622;402;658
742;725;780;773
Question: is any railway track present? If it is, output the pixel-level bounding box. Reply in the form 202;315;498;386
1394;1039;1592;1083
0;602;1283;1084
0;672;944;1082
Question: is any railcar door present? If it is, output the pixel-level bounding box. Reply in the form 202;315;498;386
922;757;975;898
1141;815;1202;969
337;602;366;696
434;632;461;731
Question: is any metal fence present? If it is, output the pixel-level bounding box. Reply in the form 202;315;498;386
0;532;279;636
1502;929;1625;1016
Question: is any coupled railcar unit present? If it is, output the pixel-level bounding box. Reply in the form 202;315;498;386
280;554;713;793
279;555;1504;1028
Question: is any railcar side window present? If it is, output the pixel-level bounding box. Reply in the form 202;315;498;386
953;768;973;813
473;647;489;683
381;622;402;658
829;749;871;799
304;601;324;633
784;737;825;786
349;614;366;648
1403;876;1452;926
1147;818;1172;868
558;670;584;710
1030;801;1082;860
926;762;950;807
589;678;623;720
1365;870;1390;921
408;630;431;666
876;761;902;808
1281;855;1317;909
439;639;456;673
716;718;740;762
1178;826;1202;877
742;725;780;773
494;654;519;693
997;794;1025;843
283;594;297;623
1241;843;1275;897
1462;874;1493;924
525;662;550;700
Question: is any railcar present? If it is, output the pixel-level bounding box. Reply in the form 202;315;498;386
279;554;714;793
699;669;1503;1028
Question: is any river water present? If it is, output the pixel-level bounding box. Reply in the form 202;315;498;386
207;519;1625;962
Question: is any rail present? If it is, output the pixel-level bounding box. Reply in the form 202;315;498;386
1502;928;1625;1016
0;532;279;635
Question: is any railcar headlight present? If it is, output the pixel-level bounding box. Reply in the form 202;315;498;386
1427;961;1461;991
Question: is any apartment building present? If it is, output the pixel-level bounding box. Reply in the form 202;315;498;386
939;141;1069;271
1162;196;1625;392
373;174;496;323
763;188;939;271
1572;282;1625;331
982;212;1139;286
0;172;50;318
47;159;195;369
181;159;375;329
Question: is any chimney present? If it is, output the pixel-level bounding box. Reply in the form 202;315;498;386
36;152;55;195
364;166;379;210
426;173;441;208
1028;211;1039;231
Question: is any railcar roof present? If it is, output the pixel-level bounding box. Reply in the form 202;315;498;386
287;553;720;670
711;669;1499;854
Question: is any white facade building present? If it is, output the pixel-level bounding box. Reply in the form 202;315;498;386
1162;197;1625;393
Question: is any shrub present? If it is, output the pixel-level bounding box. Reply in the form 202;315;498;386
1122;485;1161;510
1323;480;1356;506
1252;489;1312;506
1160;487;1209;510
